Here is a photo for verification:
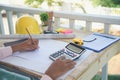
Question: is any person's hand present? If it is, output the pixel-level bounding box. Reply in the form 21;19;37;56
45;57;76;80
11;39;39;53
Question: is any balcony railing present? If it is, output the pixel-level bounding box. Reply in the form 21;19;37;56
0;4;120;35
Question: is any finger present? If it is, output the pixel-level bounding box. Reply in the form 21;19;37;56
64;59;73;63
33;39;39;44
27;39;35;45
57;56;66;60
31;45;38;50
26;39;32;45
68;61;76;65
66;62;76;69
63;59;76;65
23;44;36;51
32;40;39;48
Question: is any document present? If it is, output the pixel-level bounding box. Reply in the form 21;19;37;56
1;39;93;80
82;33;120;52
2;39;68;73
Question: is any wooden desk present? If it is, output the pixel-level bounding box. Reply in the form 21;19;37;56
0;31;120;80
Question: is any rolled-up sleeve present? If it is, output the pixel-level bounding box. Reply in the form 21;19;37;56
0;46;12;59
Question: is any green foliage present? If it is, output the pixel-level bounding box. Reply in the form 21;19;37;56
75;3;87;13
47;0;54;6
24;0;63;8
40;12;49;26
40;12;49;27
92;0;120;8
57;1;63;6
92;74;120;80
25;0;44;5
92;74;101;80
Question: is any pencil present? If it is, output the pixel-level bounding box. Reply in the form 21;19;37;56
26;28;34;44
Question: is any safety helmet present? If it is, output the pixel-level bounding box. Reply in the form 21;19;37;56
16;15;42;34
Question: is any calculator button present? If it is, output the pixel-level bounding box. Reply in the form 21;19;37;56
51;53;59;58
60;49;65;52
66;51;73;57
72;54;77;57
62;54;71;60
59;52;64;55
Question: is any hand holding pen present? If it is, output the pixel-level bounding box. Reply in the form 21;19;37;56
11;28;39;52
11;38;39;52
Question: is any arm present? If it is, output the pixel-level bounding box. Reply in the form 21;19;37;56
44;57;76;80
40;57;76;80
0;46;12;59
0;39;38;59
40;75;53;80
0;39;76;80
11;39;38;53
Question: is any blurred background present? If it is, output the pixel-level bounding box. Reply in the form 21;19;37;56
1;0;120;35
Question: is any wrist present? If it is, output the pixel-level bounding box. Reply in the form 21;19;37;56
45;72;56;80
11;44;21;53
41;74;53;80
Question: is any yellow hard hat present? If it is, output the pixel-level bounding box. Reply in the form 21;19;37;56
16;15;42;34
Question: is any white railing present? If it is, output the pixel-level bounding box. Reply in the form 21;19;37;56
0;4;49;34
0;4;120;35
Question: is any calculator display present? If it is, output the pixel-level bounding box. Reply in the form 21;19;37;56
66;43;82;54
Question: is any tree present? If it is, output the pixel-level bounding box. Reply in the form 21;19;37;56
25;0;86;13
75;3;87;13
92;0;120;8
25;0;63;8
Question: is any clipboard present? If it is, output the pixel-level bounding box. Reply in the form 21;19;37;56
82;33;120;52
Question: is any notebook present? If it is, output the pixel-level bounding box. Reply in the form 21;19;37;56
82;33;120;52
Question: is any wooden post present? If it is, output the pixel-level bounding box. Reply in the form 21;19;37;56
48;11;53;31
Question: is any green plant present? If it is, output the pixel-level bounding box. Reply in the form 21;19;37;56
40;12;49;22
92;0;120;8
40;12;49;26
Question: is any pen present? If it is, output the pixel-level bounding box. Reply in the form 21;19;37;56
26;28;35;44
94;33;115;39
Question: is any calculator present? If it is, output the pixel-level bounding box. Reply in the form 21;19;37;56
49;42;86;61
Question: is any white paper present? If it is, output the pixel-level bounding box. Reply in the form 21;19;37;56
1;39;93;80
2;39;67;73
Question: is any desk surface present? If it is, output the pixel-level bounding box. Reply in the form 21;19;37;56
0;31;120;80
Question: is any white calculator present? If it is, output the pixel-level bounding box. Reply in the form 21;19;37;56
49;43;86;61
